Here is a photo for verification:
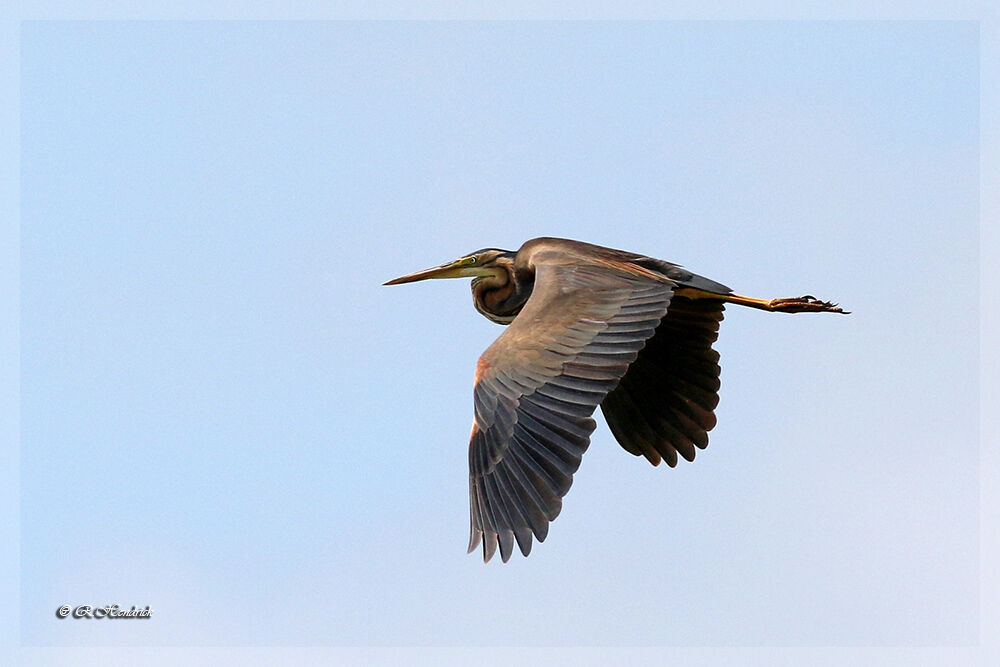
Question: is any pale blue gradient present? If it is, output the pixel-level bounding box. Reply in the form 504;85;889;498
18;20;978;647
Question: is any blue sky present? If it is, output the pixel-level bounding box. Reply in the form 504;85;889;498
6;13;995;665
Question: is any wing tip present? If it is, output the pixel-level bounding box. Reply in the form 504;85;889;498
497;529;515;562
483;532;497;562
467;528;482;555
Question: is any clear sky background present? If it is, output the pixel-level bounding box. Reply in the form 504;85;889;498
4;9;997;667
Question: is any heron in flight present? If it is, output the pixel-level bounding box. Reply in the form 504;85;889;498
385;237;845;563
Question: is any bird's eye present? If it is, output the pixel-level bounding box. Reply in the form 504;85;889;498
468;257;477;264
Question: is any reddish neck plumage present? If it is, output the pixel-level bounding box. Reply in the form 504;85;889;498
471;256;531;325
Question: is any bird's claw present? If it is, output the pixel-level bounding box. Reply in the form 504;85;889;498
770;296;848;314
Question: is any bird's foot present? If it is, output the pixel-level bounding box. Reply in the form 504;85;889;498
768;295;849;314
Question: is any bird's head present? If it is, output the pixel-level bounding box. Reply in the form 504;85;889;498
383;248;516;286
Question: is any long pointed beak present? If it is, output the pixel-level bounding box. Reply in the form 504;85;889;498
383;260;469;286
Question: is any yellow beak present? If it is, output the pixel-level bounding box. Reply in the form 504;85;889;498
383;259;475;285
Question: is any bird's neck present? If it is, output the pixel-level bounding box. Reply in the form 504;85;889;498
472;268;531;325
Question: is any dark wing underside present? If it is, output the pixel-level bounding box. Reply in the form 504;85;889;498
600;295;725;467
468;248;674;562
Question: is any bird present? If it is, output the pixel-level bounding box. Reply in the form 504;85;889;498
384;237;846;563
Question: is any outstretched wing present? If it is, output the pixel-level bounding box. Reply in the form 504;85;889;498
468;249;674;562
600;295;725;467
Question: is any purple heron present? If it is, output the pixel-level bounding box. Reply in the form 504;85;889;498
385;237;846;563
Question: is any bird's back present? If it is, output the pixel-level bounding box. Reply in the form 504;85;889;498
516;237;733;297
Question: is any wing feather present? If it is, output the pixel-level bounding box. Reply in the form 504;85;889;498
468;247;673;562
600;295;725;467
